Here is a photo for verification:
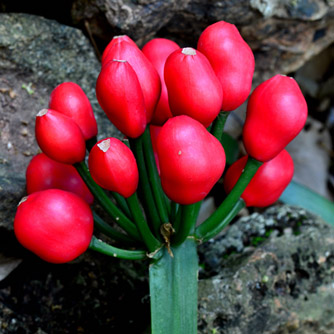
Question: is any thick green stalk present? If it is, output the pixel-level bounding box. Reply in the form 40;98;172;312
89;236;146;260
126;193;161;253
199;199;245;242
210;111;229;142
93;212;137;245
75;161;141;241
172;202;202;246
149;239;198;334
195;157;262;240
142;127;170;222
129;137;161;237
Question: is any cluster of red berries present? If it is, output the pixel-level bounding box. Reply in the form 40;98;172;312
14;21;307;263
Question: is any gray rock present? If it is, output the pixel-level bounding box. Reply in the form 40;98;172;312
198;205;334;334
71;0;191;43
0;13;115;233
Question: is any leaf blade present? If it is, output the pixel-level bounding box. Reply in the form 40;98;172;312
280;180;334;226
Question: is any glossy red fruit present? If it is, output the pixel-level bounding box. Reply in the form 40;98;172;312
88;138;139;198
26;153;94;204
142;38;179;125
96;60;146;138
157;115;226;205
224;150;294;207
197;21;255;111
164;48;223;128
35;109;86;164
102;40;161;123
149;125;162;175
14;189;94;263
49;82;97;140
243;75;308;162
101;35;137;64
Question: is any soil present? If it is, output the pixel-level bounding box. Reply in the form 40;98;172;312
0;249;151;334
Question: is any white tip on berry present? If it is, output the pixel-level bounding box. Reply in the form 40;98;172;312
182;48;196;56
97;139;111;153
113;59;127;63
37;109;48;117
18;196;28;206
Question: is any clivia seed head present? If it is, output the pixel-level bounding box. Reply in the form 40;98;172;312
88;137;139;198
101;35;137;65
96;59;147;138
242;74;308;162
224;150;294;207
102;40;161;123
197;21;255;111
35;108;86;164
164;48;223;127
26;153;94;204
157;115;226;204
14;189;94;263
49;82;98;140
142;38;180;125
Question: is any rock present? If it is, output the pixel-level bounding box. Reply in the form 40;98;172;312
71;0;191;44
71;0;334;85
0;13;115;234
198;205;334;334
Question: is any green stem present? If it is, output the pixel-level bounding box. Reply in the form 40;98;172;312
129;137;161;237
126;193;161;253
210;111;229;142
170;201;179;225
142;127;170;222
195;157;262;240
89;236;146;260
93;212;137;245
199;199;245;242
74;161;141;241
172;205;182;234
111;192;132;219
172;202;202;246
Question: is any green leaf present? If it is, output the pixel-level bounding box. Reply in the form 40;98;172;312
221;133;239;165
149;239;198;334
280;180;334;226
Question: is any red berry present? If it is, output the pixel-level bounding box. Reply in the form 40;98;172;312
101;35;137;64
35;109;86;164
224;150;294;207
142;38;180;125
14;189;94;263
96;60;146;138
88;138;139;198
157;116;226;204
26;153;94;204
243;75;308;162
164;47;223;128
102;40;161;123
197;21;255;111
49;82;97;140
